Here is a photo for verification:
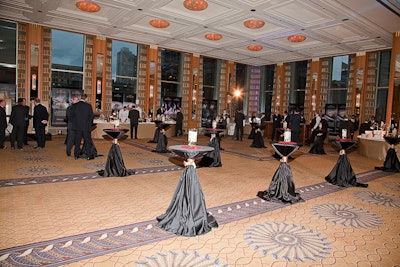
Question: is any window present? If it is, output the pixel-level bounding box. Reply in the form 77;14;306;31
264;65;275;120
289;60;307;111
51;30;84;126
161;49;182;114
111;40;138;111
235;63;247;110
328;55;349;104
0;20;17;105
375;50;391;122
202;57;218;127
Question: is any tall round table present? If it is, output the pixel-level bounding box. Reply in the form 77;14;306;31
325;138;367;187
199;128;224;167
257;142;303;204
375;135;400;172
156;145;218;236
97;128;135;177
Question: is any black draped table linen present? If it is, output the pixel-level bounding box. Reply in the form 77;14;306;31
250;124;266;148
325;138;367;187
248;122;259;139
148;120;163;143
153;123;170;153
199;128;224;167
97;129;135;177
257;142;304;204
156;145;218;236
375;135;400;172
309;129;326;154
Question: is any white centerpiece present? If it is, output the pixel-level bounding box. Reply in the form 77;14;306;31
188;129;198;146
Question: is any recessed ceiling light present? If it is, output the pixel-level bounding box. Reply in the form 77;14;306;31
76;1;101;12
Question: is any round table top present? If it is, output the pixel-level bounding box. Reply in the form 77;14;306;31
333;138;357;150
384;135;400;145
103;128;129;139
169;145;214;159
272;142;299;158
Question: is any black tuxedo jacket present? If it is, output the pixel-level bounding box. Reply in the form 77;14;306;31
71;101;94;131
10;104;28;127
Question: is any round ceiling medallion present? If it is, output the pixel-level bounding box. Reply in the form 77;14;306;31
243;19;265;29
76;1;101;12
149;19;170;28
183;0;208;11
247;45;263;51
205;33;222;41
288;35;307;42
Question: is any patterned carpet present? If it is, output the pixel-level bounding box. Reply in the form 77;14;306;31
0;135;399;266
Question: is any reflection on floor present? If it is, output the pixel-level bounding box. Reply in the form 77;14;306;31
0;134;399;266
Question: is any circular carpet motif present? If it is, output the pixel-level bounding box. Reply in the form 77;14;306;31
311;203;382;228
14;165;62;176
353;191;400;208
138;158;170;166
244;222;330;262
84;161;106;170
14;155;52;163
382;182;400;192
136;250;229;266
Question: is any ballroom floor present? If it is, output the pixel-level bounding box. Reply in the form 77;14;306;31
0;132;399;267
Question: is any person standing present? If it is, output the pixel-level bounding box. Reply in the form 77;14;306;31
271;109;281;141
174;107;183;136
289;109;302;143
71;94;94;160
118;106;130;124
307;111;321;145
129;105;140;139
65;96;79;156
234;109;245;141
0;99;7;149
9;98;29;150
22;98;31;145
33;98;49;149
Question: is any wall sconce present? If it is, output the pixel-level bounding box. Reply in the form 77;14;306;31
276;95;280;107
356;93;361;108
149;85;154;98
31;74;37;90
311;94;316;111
96;79;102;94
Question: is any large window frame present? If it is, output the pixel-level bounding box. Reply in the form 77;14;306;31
161;49;182;115
375;50;391;122
111;40;138;112
327;55;349;105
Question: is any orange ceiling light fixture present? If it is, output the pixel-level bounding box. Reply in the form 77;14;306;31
243;19;265;29
183;0;208;11
76;1;101;13
205;33;222;41
247;45;263;51
288;34;307;42
149;19;170;28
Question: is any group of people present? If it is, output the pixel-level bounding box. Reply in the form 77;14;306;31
0;97;49;150
65;94;96;160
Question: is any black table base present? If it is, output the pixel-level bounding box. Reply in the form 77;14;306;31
309;135;325;154
325;154;367;187
156;163;218;236
375;148;400;172
257;161;304;204
98;143;135;177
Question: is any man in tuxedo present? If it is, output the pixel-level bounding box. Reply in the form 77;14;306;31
234;109;245;141
307;112;321;145
129;104;140;139
70;94;94;160
174;107;183;136
33;98;49;149
289;109;302;143
22;98;31;145
10;98;29;150
271;109;281;141
65;96;79;156
0;99;7;149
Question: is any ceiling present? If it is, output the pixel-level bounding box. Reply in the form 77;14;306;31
0;0;399;65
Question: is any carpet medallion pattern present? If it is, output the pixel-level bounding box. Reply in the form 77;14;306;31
244;222;330;262
13;155;52;163
353;191;400;208
138;158;171;166
14;165;62;176
135;250;229;267
311;204;382;228
382;181;400;191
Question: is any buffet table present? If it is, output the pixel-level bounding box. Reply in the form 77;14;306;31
357;135;400;161
92;120;175;139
